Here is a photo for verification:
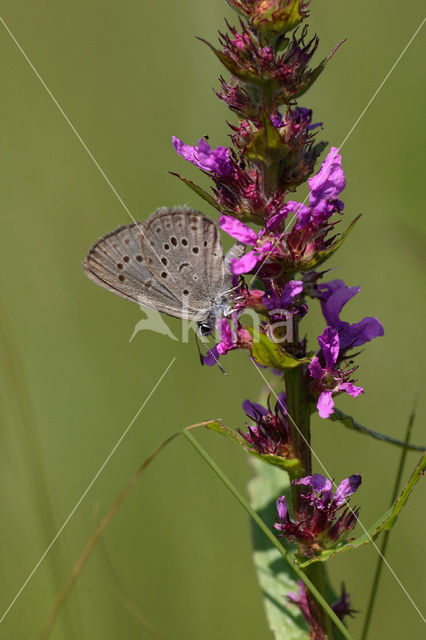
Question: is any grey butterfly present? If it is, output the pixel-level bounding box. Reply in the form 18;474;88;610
83;206;242;335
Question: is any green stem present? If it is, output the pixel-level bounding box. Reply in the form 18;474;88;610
285;360;335;640
284;365;312;477
360;402;417;640
182;429;354;640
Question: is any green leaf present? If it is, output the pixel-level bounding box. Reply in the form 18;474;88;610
204;419;242;444
249;451;302;474
329;408;425;452
245;113;290;167
298;215;361;272
204;420;302;475
299;453;426;568
248;328;311;371
169;172;223;212
248;459;309;639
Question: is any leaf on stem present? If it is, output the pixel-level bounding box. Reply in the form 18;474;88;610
248;328;311;371
169;172;223;212
328;408;425;452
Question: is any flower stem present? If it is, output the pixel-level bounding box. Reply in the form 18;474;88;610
284;365;312;478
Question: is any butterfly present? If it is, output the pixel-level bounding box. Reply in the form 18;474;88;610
83;206;242;336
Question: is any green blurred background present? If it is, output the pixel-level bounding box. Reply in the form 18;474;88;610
0;1;424;638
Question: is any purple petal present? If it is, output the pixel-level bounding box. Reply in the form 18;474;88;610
262;290;280;311
196;138;232;175
309;147;346;212
295;474;333;500
309;356;323;380
230;250;259;274
202;345;220;367
317;390;335;418
339;317;384;351
333;473;361;506
242;399;268;420
318;326;340;369
322;282;360;329
282;200;311;229
319;280;384;351
281;280;303;307
276;392;287;413
271;112;284;128
266;208;288;231
340;382;363;398
172;136;232;176
219;215;258;245
318;279;346;304
216;318;233;354
276;495;288;521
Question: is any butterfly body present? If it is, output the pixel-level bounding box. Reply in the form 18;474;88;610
83;207;239;334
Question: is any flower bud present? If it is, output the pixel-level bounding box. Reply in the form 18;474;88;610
225;1;309;35
253;1;309;35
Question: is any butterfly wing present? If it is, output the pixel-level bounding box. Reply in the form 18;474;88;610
140;207;225;317
83;222;201;319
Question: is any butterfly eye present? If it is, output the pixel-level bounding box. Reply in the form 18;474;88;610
198;322;213;337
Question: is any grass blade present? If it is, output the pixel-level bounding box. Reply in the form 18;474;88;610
360;401;418;640
37;421;214;639
0;300;81;637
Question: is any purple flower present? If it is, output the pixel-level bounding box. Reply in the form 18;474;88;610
274;472;361;552
317;279;384;351
309;327;363;419
279;200;311;229
309;146;346;215
172;136;232;176
238;393;293;457
272;106;322;133
263;280;303;311
219;215;275;274
332;583;358;620
202;317;252;366
271;111;284;127
279;147;346;231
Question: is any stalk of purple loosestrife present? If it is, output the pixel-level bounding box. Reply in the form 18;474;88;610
171;2;388;638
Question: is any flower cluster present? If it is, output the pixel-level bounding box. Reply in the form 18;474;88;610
170;6;385;635
274;473;361;554
202;316;252;366
309;279;384;418
238;393;294;457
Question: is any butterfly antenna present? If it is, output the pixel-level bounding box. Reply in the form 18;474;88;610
197;331;227;375
195;333;204;366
